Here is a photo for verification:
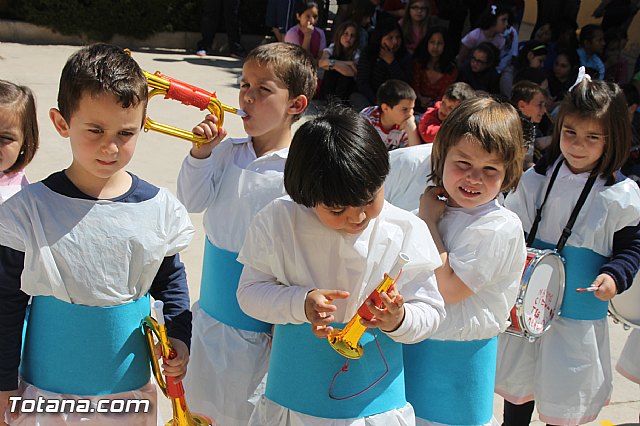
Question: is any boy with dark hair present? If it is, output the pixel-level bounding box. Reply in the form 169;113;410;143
0;43;194;425
418;82;476;143
237;106;445;425
359;79;421;150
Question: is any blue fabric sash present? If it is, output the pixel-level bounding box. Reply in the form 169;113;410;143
199;239;271;332
403;337;497;425
20;295;150;396
533;239;608;320
265;323;406;419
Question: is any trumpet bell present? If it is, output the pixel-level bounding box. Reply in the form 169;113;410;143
328;328;364;359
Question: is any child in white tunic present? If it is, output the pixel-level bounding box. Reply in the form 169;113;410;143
237;107;446;426
177;43;317;425
0;43;194;425
495;72;640;425
405;97;527;426
0;80;39;204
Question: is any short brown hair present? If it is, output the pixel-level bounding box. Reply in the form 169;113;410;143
430;97;524;192
244;43;317;123
57;43;148;126
0;80;39;174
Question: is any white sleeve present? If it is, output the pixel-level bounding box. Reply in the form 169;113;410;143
237;266;310;324
0;195;27;251
176;141;232;213
448;213;525;292
159;189;195;256
385;269;445;344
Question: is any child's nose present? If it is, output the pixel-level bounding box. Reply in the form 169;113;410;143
349;208;366;223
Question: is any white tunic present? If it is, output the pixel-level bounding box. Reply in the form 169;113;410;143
617;329;640;384
0;170;28;204
177;137;287;425
384;144;432;212
0;179;194;426
431;200;526;341
495;161;640;425
237;197;446;426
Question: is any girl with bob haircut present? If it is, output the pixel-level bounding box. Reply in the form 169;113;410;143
496;73;640;425
0;80;39;203
405;97;526;425
237;106;445;426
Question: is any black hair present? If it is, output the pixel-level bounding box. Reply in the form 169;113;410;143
413;25;455;74
284;105;389;208
377;79;416;107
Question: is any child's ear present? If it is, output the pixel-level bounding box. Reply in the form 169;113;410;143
49;108;70;138
380;103;391;113
527;52;535;63
288;95;308;116
516;100;527;111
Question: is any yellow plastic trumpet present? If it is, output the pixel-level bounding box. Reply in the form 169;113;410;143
328;253;410;359
143;301;214;426
143;70;245;145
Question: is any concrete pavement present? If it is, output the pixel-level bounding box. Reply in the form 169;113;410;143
0;41;638;425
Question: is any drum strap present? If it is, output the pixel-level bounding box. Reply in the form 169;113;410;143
526;158;598;252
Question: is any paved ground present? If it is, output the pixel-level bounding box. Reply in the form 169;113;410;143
1;41;638;425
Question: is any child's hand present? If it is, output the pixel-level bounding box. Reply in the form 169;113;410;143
190;113;228;160
591;273;618;301
379;46;394;64
399;114;417;132
305;288;350;338
302;21;315;36
418;186;447;226
0;389;20;426
360;288;406;332
154;338;190;382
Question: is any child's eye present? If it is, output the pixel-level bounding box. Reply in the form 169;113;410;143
260;86;271;93
457;161;471;169
562;129;576;137
88;128;103;134
240;82;249;88
330;209;345;216
119;131;135;137
483;167;499;176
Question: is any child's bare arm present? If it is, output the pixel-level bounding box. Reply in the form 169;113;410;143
418;187;474;304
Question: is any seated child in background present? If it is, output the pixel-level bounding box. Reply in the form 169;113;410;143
318;20;361;104
285;0;327;60
0;80;39;204
418;82;476;143
457;42;501;94
510;80;550;168
577;24;606;80
405;96;527;426
360;79;422;149
0;43;194;425
237;106;445;425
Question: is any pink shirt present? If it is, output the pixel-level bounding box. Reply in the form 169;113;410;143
0;170;29;204
284;26;327;59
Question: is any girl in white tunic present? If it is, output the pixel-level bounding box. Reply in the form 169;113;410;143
0;44;194;425
405;97;527;426
495;71;640;425
0;80;39;204
237;107;445;426
177;43;317;425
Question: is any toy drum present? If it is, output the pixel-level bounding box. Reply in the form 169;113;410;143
609;272;640;329
506;248;565;341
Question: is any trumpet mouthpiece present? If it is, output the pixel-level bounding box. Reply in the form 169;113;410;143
236;109;247;117
389;253;410;279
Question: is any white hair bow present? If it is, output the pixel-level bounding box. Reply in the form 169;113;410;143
568;66;591;92
491;4;497;14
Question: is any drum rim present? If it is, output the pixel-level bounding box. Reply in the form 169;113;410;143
608;282;640;328
515;249;566;338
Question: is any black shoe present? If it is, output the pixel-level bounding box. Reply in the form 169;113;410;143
229;43;247;59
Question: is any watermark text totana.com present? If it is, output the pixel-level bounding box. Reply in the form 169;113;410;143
8;396;151;414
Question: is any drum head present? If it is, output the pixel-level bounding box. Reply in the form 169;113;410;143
609;272;640;328
521;252;565;336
